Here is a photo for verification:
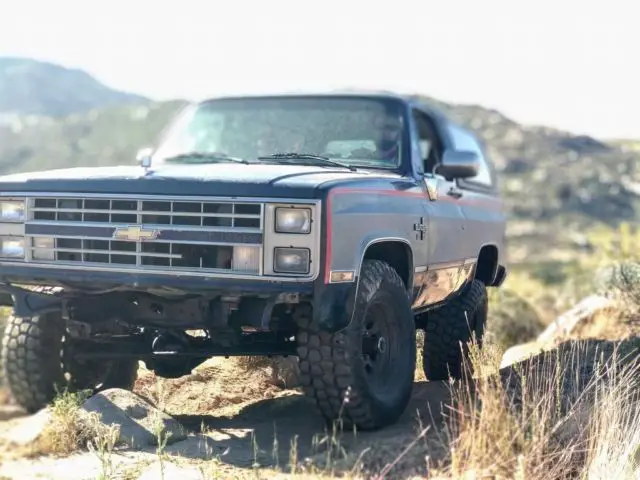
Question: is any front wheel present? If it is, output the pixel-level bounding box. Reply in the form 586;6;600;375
296;260;416;431
1;313;138;413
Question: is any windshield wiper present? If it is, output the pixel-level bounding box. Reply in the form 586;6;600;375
257;152;357;171
162;152;250;165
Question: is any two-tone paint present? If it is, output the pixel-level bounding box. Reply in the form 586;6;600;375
0;92;507;333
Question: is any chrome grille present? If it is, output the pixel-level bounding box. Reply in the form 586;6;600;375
30;198;261;228
25;196;264;275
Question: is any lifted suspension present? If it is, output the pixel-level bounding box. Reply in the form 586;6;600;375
69;331;297;361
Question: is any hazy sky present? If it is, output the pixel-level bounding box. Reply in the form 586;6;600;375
1;0;638;139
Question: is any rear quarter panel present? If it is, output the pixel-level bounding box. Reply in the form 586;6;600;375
459;189;507;264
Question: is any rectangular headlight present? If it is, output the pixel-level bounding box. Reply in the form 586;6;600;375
0;201;25;223
275;207;311;234
0;236;25;259
273;247;310;274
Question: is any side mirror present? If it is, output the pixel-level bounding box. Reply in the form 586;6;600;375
136;147;154;168
437;150;480;179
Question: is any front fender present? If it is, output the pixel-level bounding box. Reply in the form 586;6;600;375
312;281;357;333
312;235;414;333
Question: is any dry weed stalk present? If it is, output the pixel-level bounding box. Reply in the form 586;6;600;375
34;389;116;457
439;337;640;479
583;354;640;479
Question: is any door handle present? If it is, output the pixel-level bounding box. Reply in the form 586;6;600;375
447;187;463;199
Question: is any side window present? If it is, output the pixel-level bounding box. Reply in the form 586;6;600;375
411;109;442;173
447;124;493;188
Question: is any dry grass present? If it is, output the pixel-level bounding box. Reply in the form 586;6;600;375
434;336;640;479
3;333;640;479
571;298;640;341
31;389;119;458
3;274;640;478
0;388;11;406
133;356;297;416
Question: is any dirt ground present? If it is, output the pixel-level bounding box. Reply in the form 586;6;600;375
0;357;452;479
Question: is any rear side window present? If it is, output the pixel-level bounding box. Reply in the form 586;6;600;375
446;124;494;188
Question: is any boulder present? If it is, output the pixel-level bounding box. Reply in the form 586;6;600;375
82;388;186;449
537;294;614;344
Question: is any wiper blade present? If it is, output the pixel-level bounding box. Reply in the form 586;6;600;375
162;152;250;165
258;152;356;171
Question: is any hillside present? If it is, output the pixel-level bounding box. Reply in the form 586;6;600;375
415;96;640;266
0;57;148;117
0;84;638;265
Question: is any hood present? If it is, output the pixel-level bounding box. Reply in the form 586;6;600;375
0;163;400;198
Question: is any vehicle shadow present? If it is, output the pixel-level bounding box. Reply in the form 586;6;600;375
171;380;452;473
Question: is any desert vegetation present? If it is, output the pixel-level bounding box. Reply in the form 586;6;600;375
1;225;640;479
1;58;639;479
1;235;639;478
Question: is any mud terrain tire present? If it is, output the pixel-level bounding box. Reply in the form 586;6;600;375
1;313;138;413
296;259;416;431
422;279;488;381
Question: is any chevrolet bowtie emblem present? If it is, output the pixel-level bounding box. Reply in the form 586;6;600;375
113;225;160;242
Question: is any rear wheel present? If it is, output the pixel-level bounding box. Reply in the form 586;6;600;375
422;279;488;381
1;312;138;413
296;260;416;431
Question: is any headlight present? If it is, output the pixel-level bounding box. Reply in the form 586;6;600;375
273;247;310;274
0;201;25;223
0;236;25;259
275;208;311;234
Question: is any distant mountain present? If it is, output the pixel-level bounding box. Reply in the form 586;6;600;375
0;57;149;116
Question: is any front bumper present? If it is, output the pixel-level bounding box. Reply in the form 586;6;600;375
0;264;314;294
0;264;356;333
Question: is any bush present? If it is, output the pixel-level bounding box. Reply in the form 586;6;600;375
595;261;640;302
487;289;545;349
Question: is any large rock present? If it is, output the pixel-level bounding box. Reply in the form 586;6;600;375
82;388;186;449
500;341;544;369
537;294;614;344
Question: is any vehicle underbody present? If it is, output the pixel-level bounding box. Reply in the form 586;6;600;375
2;283;306;379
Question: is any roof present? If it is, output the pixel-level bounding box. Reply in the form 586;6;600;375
195;89;447;120
196;89;413;103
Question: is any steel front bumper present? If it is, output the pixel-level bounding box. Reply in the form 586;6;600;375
0;264;355;332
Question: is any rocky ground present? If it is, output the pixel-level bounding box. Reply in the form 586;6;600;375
1;284;639;479
0;357;452;479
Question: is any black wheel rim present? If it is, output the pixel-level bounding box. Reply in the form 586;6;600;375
360;294;400;401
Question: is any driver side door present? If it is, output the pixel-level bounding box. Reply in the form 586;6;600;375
411;108;468;310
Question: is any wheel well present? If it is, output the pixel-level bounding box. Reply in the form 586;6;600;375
363;241;412;289
475;245;498;285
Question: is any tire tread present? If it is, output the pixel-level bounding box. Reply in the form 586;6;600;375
422;279;488;381
296;259;415;430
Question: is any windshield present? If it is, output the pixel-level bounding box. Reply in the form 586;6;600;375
152;96;406;169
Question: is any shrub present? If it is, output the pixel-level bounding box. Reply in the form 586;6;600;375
487;288;545;349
